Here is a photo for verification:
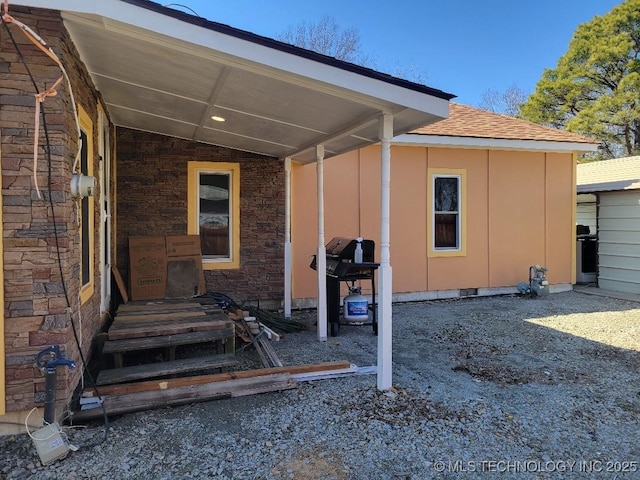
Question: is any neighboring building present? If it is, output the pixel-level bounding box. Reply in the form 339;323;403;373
0;1;452;430
577;156;640;294
292;103;599;305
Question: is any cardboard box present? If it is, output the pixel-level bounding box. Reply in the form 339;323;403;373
128;235;206;301
128;236;167;301
166;235;202;257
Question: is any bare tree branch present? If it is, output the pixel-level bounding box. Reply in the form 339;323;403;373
276;16;428;83
278;16;362;64
479;84;528;116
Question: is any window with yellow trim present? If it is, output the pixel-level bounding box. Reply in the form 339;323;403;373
78;106;94;303
428;168;466;257
188;162;240;269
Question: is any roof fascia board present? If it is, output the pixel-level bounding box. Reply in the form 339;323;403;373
393;134;600;153
19;0;451;118
577;184;640;193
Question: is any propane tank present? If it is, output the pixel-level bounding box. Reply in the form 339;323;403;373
343;285;369;323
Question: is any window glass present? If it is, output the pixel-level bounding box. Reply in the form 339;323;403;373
80;129;90;285
199;173;230;258
434;176;460;250
188;162;240;269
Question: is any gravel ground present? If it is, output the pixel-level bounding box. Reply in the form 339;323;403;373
1;290;639;479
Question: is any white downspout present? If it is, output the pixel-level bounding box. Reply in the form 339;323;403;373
316;145;327;341
284;157;292;318
377;113;393;390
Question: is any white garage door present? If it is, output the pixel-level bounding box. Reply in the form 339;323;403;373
598;191;640;294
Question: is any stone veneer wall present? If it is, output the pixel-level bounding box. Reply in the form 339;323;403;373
0;7;104;414
116;129;286;305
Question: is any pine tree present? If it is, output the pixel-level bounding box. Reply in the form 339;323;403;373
520;0;640;159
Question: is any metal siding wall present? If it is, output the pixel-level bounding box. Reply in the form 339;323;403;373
598;191;640;293
577;194;597;234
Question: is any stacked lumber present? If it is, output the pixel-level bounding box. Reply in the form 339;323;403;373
225;309;283;368
75;361;352;421
75;374;296;421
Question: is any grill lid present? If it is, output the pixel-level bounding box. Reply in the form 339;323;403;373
325;237;375;262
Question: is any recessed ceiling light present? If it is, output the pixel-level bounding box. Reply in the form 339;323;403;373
211;115;226;122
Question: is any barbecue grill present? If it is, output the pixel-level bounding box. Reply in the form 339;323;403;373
310;237;379;337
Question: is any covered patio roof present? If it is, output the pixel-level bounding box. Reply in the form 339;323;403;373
18;0;453;163
11;0;455;393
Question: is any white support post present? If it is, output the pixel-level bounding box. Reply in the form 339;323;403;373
283;157;292;318
316;145;327;341
377;113;393;390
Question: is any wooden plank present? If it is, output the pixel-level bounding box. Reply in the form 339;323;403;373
259;323;281;341
108;318;233;340
87;361;352;396
110;315;232;330
96;354;239;385
108;322;222;340
102;328;235;355
113;310;206;323
240;317;269;368
111;265;128;304
73;373;296;421
256;336;283;367
115;301;203;313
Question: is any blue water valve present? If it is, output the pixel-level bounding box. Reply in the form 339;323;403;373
35;345;75;373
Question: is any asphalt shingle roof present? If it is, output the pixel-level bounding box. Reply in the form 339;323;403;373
577;156;640;193
411;103;599;144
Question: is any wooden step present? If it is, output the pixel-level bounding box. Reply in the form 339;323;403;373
112;310;206;323
96;354;239;385
115;301;203;313
108;316;233;340
110;311;228;329
102;328;235;355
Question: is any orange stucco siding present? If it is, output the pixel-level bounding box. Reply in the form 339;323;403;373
488;151;546;287
292;145;575;300
291;162;316;299
389;147;429;292
545;153;574;284
357;147;382;246
292;151;362;299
